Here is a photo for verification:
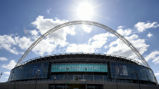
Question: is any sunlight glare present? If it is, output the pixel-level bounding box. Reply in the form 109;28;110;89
76;2;95;20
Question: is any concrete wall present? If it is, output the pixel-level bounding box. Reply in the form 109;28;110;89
0;81;159;89
0;81;48;89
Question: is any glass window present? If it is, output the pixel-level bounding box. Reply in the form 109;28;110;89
73;75;83;80
147;69;157;83
110;62;157;84
137;67;149;81
56;74;65;80
110;62;137;80
103;75;108;81
84;74;93;80
94;75;103;81
137;67;157;83
9;62;49;81
66;74;73;80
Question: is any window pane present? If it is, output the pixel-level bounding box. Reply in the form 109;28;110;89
146;69;157;83
84;74;93;80
137;67;148;81
110;62;137;80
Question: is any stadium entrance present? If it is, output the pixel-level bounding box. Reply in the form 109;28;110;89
49;84;103;89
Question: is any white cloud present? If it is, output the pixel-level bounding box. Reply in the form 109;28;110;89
145;51;159;64
107;28;149;63
5;76;9;79
0;34;33;55
0;57;8;61
135;22;159;32
0;35;19;55
0;16;76;56
0;34;36;56
2;60;16;70
30;29;39;36
81;25;92;33
66;33;113;53
155;72;159;76
88;33;113;48
0;71;10;82
33;38;57;55
65;28;149;65
31;16;76;55
32;16;68;34
117;26;132;36
31;16;76;37
66;44;95;53
147;32;153;38
4;71;10;75
1;17;158;67
66;27;149;64
15;36;33;50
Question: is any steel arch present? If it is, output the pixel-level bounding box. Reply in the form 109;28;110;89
15;20;149;67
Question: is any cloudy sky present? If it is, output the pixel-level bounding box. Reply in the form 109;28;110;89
0;0;159;82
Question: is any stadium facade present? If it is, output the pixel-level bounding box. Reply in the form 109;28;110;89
0;54;159;89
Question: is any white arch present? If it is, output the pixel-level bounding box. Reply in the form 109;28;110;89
15;20;149;67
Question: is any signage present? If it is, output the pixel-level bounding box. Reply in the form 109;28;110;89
51;63;107;72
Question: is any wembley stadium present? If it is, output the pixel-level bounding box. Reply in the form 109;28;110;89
0;54;158;89
0;21;159;89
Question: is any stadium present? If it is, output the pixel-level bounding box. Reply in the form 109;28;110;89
0;21;159;89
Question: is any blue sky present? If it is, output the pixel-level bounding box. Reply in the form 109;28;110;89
0;0;159;82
